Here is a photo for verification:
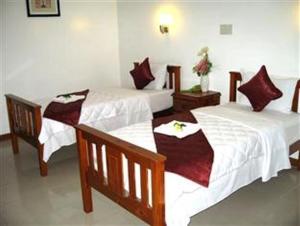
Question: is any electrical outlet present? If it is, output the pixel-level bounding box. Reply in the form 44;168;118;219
220;24;233;35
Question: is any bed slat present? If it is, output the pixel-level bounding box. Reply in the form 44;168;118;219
140;165;149;207
87;142;95;171
96;144;104;184
106;146;124;196
128;158;137;199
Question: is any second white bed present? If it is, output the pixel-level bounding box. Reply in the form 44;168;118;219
106;103;298;226
36;88;173;162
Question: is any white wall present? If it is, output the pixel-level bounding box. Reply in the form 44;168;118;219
0;0;120;134
0;1;6;135
1;1;299;134
299;0;300;75
117;1;299;102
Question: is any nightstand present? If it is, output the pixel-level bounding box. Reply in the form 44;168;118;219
173;91;221;112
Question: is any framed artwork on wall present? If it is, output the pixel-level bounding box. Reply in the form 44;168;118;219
26;0;60;17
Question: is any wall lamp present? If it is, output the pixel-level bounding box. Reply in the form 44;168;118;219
160;24;169;34
159;13;172;34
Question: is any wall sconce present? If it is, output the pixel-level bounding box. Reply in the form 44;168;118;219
160;25;169;34
159;13;172;34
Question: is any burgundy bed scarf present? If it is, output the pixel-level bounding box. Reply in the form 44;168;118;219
44;89;89;126
152;112;214;187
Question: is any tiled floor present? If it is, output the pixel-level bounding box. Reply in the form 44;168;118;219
0;140;299;226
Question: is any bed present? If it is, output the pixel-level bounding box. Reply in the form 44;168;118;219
74;71;300;226
5;64;181;176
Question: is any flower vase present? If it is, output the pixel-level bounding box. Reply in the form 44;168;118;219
200;75;209;92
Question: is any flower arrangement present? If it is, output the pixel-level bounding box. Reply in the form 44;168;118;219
193;47;212;76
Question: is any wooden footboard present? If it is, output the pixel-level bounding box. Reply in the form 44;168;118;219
5;94;47;176
75;124;166;226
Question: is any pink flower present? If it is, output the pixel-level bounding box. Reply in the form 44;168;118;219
193;47;212;76
195;59;209;74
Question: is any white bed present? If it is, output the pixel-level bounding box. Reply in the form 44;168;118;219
74;72;299;226
5;63;181;176
104;103;299;226
37;88;174;162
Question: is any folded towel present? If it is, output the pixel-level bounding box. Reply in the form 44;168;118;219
53;95;86;104
154;120;201;139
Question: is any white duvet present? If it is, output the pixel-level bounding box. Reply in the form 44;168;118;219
107;103;296;226
37;89;153;162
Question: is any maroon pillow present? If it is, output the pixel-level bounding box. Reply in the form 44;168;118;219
238;65;282;112
130;58;155;89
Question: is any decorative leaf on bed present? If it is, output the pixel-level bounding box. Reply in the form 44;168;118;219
173;122;186;132
61;94;71;99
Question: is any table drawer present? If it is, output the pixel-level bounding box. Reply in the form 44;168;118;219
174;100;198;112
173;95;220;112
173;91;221;113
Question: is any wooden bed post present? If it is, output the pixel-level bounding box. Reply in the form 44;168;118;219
37;144;47;176
76;128;93;213
33;106;48;176
151;162;165;226
167;65;181;93
6;97;19;154
291;80;300;170
291;80;300;113
229;71;242;102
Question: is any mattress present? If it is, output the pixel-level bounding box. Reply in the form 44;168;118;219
100;87;174;113
135;88;173;113
106;103;294;226
198;103;300;146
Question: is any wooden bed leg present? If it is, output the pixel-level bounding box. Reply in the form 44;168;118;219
37;144;48;176
76;128;93;213
152;162;165;226
81;175;92;211
11;133;19;154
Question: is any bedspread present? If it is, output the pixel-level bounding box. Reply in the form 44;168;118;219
108;103;291;226
37;89;153;161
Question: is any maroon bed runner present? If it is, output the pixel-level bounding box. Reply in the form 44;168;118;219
152;112;214;187
43;89;89;126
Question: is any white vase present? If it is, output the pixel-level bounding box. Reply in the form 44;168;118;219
200;75;209;92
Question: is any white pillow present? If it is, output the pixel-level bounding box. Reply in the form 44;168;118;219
144;63;167;90
238;70;298;113
267;78;298;113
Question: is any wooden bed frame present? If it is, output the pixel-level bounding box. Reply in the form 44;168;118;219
74;72;300;226
5;64;181;177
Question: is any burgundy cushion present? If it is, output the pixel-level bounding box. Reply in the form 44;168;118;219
238;65;283;112
130;58;155;89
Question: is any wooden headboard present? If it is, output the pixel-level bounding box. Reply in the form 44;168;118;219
229;71;300;113
133;62;181;93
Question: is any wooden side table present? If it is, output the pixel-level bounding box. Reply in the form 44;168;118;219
173;91;221;112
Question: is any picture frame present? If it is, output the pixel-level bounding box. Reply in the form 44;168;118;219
26;0;60;17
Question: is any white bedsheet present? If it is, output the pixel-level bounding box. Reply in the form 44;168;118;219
137;88;173;113
37;88;156;162
99;88;173;113
107;103;294;226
